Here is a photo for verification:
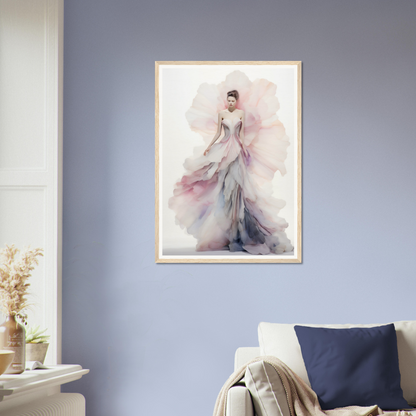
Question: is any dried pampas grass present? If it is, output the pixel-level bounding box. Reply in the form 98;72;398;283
0;244;44;324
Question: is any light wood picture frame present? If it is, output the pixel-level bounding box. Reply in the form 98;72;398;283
155;61;302;263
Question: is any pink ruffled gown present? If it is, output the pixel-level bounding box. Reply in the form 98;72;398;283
169;74;294;255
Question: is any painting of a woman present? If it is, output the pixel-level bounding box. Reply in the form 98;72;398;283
168;73;294;255
156;63;301;263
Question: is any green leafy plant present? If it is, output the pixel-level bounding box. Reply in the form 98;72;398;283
25;326;50;344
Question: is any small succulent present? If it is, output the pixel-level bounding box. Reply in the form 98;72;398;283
25;326;50;344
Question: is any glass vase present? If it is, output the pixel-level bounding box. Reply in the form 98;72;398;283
0;315;26;374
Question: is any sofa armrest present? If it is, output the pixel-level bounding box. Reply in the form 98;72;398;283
226;386;254;416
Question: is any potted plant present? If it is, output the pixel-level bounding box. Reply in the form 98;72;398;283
25;326;50;364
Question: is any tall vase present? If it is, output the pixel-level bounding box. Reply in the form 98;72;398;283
0;315;26;374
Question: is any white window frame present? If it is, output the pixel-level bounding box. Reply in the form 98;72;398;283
0;0;63;365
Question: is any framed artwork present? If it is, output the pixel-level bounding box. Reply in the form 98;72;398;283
155;61;302;263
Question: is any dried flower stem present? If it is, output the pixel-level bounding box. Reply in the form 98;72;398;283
0;244;44;324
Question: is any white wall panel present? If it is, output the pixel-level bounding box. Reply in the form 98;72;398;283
0;1;46;170
0;187;46;330
0;187;46;242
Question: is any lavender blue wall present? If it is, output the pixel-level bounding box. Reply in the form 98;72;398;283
62;1;416;415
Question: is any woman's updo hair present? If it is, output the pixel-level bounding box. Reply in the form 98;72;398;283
227;90;239;100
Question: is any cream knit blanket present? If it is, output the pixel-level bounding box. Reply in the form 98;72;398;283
213;356;412;416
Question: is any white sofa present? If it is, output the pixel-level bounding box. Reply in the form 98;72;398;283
226;322;416;416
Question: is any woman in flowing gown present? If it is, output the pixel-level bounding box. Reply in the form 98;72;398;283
168;87;294;255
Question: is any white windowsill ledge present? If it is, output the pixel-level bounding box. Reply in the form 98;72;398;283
0;365;89;411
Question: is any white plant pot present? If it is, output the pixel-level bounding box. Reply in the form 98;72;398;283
26;343;49;364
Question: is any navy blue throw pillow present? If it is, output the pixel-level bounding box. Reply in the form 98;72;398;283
294;324;409;410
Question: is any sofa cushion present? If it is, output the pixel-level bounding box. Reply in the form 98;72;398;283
258;321;416;405
294;324;409;410
245;361;291;416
